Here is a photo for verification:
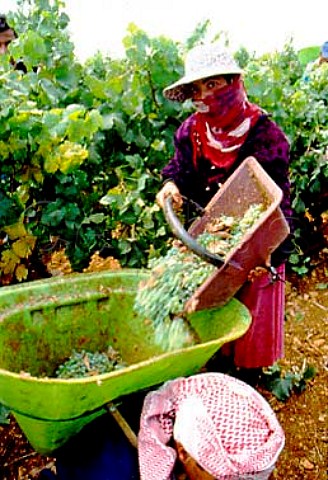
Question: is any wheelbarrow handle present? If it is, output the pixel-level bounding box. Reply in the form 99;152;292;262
163;195;226;268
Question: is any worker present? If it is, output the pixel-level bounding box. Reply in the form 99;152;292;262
0;13;27;72
138;373;285;479
156;42;293;384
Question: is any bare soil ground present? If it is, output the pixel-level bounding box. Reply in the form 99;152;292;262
0;259;327;480
268;259;328;480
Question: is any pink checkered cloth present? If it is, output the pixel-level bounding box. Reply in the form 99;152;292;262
138;373;285;479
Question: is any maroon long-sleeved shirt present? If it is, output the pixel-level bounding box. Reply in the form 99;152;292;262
161;113;293;266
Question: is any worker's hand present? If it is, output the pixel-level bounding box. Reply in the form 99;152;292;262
247;266;268;282
156;181;183;210
247;256;272;282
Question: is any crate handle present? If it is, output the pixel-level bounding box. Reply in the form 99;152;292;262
163;196;242;270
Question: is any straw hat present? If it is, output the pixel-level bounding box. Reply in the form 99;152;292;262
163;43;243;102
138;373;285;480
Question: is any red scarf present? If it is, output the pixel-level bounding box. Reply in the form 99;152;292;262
191;77;262;170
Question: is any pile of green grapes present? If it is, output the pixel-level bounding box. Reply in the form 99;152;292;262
134;204;264;351
56;347;126;379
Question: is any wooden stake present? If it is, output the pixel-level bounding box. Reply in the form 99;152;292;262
106;403;138;449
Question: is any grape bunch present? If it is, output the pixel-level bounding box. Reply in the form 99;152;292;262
204;203;265;255
135;243;216;328
134;203;264;351
55;347;126;379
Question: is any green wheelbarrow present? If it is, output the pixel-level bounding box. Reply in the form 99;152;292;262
0;269;251;455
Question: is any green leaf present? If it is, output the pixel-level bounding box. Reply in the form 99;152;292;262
55;64;80;88
270;377;294;401
23;31;47;63
0;403;10;425
119;210;138;225
42;204;66;227
155;226;167;237
0;192;24;229
298;46;320;67
99;193;125;207
85;110;104;136
39;78;61;103
118;239;132;254
101;112;126;135
84;75;109;100
82;213;106;225
302;364;316;381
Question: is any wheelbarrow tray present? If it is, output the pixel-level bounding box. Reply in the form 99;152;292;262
0;269;251;455
186;156;290;311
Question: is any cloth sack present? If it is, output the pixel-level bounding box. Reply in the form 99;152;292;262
138;372;285;479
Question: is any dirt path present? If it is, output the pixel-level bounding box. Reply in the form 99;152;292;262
0;261;327;479
268;263;328;479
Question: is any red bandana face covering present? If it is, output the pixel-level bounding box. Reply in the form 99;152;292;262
191;77;262;170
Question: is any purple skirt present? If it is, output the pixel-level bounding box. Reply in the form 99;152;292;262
221;265;285;368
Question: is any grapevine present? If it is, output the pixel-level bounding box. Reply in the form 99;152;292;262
134;204;264;350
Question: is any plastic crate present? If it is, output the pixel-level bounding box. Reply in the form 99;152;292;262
186;156;290;312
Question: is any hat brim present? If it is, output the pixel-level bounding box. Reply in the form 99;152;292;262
163;65;243;102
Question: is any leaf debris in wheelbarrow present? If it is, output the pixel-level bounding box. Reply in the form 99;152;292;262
56;347;127;379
